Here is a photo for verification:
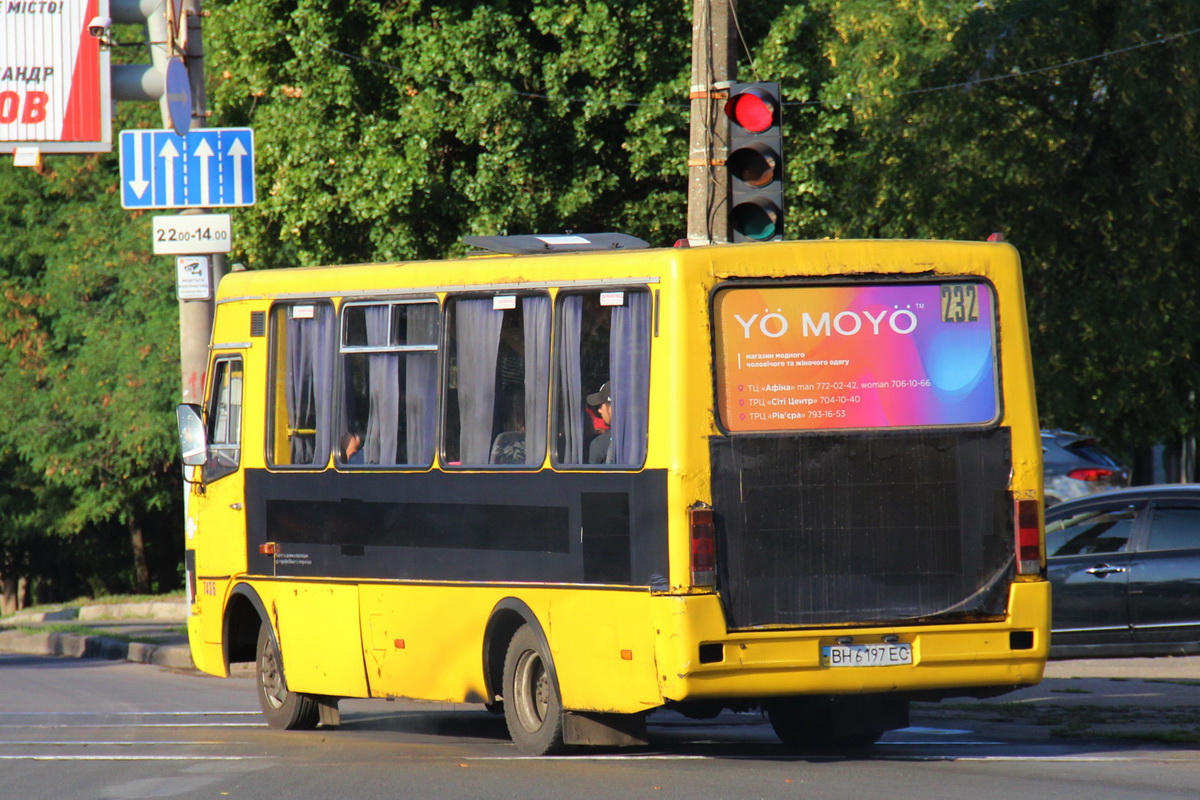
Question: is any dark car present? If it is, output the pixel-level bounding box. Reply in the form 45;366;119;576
1045;485;1200;658
1041;429;1130;506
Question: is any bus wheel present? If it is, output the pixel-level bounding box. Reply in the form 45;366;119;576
255;625;319;730
502;625;566;755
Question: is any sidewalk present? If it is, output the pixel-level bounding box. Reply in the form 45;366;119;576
0;600;194;671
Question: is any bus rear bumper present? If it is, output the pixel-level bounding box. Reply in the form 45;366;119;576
653;580;1050;703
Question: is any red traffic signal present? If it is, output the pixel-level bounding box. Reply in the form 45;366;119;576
725;86;778;133
725;82;784;242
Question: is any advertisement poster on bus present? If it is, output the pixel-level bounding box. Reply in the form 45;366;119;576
1;0;112;154
714;283;998;432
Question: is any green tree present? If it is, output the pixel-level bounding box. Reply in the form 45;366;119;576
810;0;1200;454
0;144;183;601
204;0;700;266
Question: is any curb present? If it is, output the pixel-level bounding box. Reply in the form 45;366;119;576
6;600;187;624
0;601;194;671
0;628;195;670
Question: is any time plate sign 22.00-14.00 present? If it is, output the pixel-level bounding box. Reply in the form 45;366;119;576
152;213;232;255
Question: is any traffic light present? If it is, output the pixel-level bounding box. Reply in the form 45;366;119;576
725;82;784;242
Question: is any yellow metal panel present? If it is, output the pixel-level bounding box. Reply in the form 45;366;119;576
266;582;368;698
186;616;225;677
358;584;498;703
652;581;1050;702
545;590;663;713
355;584;664;713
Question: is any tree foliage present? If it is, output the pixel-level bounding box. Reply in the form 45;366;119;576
204;0;697;265
0;115;183;603
810;0;1200;451
3;0;1200;602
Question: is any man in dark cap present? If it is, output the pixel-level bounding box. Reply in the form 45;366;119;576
587;382;612;464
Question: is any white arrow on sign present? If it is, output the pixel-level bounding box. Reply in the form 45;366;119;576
127;134;150;199
226;137;249;206
159;138;180;208
193;138;214;206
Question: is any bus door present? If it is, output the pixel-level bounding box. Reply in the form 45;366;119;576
193;353;249;643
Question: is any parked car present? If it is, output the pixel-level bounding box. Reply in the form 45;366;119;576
1045;485;1200;658
1041;429;1130;506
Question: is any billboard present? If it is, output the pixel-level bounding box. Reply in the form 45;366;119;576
714;283;998;432
1;0;112;154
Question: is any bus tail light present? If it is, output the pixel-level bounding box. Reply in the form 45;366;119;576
1014;498;1042;575
1067;467;1114;482
690;506;716;587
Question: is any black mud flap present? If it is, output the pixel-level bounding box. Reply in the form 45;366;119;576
562;711;649;747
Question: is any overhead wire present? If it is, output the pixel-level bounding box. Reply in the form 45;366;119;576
727;0;761;82
222;6;1200;113
794;24;1200;109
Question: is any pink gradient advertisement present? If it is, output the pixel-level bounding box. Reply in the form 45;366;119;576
714;284;997;432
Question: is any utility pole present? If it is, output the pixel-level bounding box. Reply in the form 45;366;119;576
178;0;223;408
686;0;736;245
112;0;220;407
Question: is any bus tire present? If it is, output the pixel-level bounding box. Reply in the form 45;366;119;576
502;625;567;755
255;624;319;730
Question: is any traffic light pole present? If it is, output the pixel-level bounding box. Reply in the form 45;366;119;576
112;0;220;406
686;0;736;245
178;0;223;408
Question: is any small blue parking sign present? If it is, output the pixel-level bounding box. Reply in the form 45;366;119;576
120;128;256;210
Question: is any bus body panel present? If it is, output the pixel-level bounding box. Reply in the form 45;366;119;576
251;580;369;698
651;581;1048;701
357;584;663;713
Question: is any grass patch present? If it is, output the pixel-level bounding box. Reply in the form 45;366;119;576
2;592;185;620
1146;678;1200;688
9;623;167;645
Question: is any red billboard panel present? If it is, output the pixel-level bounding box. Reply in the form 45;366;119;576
1;0;112;154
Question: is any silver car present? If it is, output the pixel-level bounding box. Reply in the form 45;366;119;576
1042;429;1130;507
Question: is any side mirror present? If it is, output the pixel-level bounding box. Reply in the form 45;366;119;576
176;404;208;467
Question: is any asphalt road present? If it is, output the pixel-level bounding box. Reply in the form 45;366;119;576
2;653;1198;800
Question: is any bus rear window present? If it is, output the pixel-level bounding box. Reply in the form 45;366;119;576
713;283;998;432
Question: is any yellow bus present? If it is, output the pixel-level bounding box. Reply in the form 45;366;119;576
176;234;1048;754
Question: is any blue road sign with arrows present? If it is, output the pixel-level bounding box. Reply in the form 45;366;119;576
120;128;255;210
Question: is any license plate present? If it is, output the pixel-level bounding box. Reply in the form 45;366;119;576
821;643;912;667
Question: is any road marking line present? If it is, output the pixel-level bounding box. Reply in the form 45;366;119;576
0;711;256;716
1;723;264;729
466;752;1194;763
0;755;269;762
0;741;222;746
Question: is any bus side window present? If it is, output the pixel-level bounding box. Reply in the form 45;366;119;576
268;302;336;467
206;357;242;483
339;301;439;467
553;290;651;468
442;294;550;468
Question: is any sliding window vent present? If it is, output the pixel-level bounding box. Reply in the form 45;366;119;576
250;311;266;337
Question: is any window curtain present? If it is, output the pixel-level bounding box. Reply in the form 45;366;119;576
556;295;584;464
609;292;650;465
456;298;503;465
405;304;438;466
285;305;335;465
522;295;551;466
364;306;399;465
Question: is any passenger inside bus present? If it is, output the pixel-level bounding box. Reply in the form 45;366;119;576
587;382;612;464
490;386;527;465
341;432;364;465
